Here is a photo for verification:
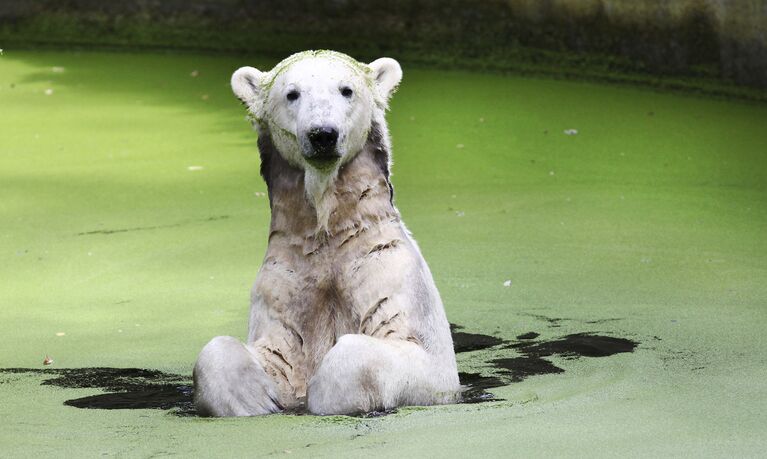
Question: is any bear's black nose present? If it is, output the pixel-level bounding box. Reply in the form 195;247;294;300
307;127;339;158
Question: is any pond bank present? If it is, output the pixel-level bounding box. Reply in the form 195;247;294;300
1;0;767;99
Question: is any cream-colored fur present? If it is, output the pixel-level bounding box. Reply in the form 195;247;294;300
193;51;460;416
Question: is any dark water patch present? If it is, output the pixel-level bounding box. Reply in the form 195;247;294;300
491;357;565;382
0;328;639;416
449;325;640;402
450;323;505;353
509;333;638;359
458;372;506;404
37;367;186;392
516;332;540;340
0;367;195;415
65;386;193;411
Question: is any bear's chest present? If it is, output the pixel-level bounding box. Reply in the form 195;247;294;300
257;225;407;327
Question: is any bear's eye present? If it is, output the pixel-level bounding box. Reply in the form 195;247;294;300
341;87;353;98
286;90;300;102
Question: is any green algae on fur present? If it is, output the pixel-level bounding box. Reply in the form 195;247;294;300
264;50;373;93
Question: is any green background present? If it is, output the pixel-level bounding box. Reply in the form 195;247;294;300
1;50;766;457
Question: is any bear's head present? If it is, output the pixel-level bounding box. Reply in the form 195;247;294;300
231;51;402;175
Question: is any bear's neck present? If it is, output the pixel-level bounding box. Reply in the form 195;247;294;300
259;126;398;250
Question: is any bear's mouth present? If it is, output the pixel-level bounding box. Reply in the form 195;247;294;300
305;155;341;171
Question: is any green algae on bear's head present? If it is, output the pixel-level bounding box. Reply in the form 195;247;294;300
272;122;297;142
264;50;373;93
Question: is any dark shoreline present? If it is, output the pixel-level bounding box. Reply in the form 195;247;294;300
1;0;766;100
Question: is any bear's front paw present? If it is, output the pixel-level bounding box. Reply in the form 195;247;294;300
193;336;282;417
307;334;385;415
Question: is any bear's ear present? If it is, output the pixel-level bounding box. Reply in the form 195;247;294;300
368;58;402;103
231;66;266;105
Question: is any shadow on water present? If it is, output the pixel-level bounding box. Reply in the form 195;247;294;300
451;323;639;403
0;324;638;416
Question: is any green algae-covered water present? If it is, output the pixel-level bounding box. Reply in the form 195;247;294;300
1;50;766;457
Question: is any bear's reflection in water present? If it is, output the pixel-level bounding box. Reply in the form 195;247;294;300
0;326;637;417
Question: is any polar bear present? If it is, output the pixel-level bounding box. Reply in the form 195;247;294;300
193;50;460;416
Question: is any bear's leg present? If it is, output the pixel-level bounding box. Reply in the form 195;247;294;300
306;334;459;415
193;336;283;417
